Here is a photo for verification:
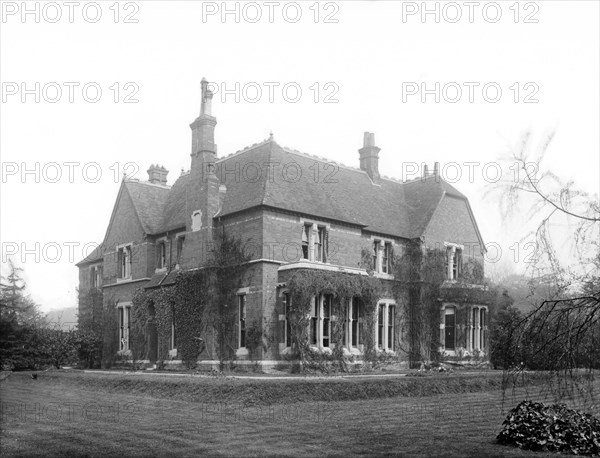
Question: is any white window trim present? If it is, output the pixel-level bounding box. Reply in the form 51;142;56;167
370;237;396;276
117;301;132;354
116;242;133;282
440;304;457;356
443;242;464;281
236;289;249;356
191;210;202;232
299;220;331;263
344;297;362;355
375;300;396;353
468;305;488;354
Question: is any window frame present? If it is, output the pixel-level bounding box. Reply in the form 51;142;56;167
444;307;456;351
156;238;167;270
117;302;132;353
375;300;396;352
117;243;133;280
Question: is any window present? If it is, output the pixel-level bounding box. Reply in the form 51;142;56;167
373;240;394;274
376;301;395;351
310;296;318;345
446;245;463;280
301;223;328;262
377;304;384;349
118;305;131;351
387;305;395;350
444;308;456;350
472;308;478;350
301;224;310;260
238;294;246;349
176;235;185;266
156;240;166;269
315;227;327;262
382;242;393;274
118;245;132;279
192;210;202;232
350;298;360;347
283;293;291;347
322;294;332;347
480;308;486;350
90;265;102;289
372;241;379;271
170;316;176;350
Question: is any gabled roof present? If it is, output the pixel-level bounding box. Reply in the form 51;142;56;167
77;137;484;267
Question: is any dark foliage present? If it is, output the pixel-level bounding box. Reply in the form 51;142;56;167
497;400;600;456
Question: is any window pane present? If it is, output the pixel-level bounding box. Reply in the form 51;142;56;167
445;310;455;350
378;304;384;348
388;306;394;350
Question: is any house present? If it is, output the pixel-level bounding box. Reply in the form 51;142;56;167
76;79;492;370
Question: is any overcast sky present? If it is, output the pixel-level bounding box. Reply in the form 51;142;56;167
1;1;599;313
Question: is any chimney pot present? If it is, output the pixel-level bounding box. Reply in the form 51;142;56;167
147;164;169;185
358;132;381;181
423;164;429;178
433;162;440;178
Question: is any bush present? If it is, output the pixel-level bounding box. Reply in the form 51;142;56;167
497;400;600;455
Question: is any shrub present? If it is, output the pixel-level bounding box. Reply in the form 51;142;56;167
497;400;600;455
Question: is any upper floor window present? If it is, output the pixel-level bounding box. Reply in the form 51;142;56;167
192;210;202;232
118;244;132;279
176;235;185;266
90;265;102;289
302;224;310;260
300;223;329;263
382;242;393;274
373;240;394;274
446;245;463;280
156;240;166;269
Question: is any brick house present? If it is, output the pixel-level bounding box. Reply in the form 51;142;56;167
77;79;491;369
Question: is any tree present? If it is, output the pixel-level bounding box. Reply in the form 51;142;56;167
488;131;600;408
0;260;47;370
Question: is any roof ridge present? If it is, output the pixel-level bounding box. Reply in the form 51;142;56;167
125;179;171;190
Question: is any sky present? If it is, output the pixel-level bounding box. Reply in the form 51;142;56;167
1;0;599;313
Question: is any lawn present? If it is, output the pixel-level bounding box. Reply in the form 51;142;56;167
1;371;597;457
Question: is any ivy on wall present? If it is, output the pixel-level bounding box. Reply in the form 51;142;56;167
285;269;382;369
131;230;251;369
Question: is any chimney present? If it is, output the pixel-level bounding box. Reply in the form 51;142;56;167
358;132;381;181
147;164;168;185
190;78;217;162
423;164;429;178
186;78;220;237
433;162;440;179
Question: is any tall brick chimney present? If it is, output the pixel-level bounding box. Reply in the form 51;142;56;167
147;164;168;185
359;132;381;181
187;78;220;236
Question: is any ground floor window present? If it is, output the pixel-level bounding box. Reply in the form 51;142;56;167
283;292;292;347
118;304;131;351
376;301;396;351
238;294;246;349
444;307;456;350
470;306;487;352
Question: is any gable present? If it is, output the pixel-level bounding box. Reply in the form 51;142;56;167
423;194;485;256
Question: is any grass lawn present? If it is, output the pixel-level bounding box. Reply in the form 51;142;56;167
1;371;597;457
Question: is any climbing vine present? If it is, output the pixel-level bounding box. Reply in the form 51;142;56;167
285;269;382;371
131;230;251;369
